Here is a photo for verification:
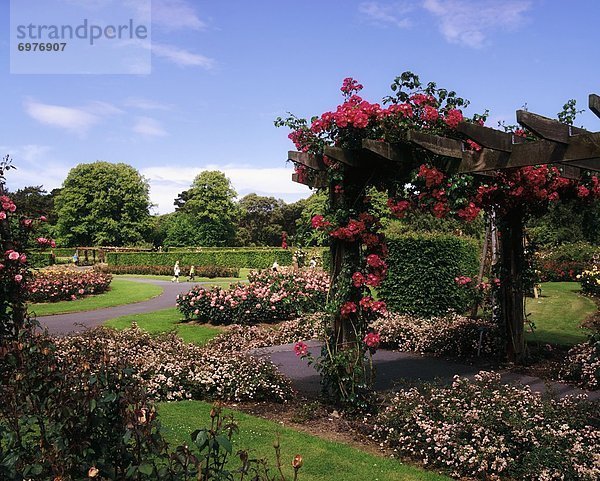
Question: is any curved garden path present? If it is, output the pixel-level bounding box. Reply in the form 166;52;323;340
38;278;191;335
253;342;600;400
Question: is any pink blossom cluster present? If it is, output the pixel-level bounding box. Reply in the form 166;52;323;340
177;268;329;325
26;266;112;303
374;371;599;480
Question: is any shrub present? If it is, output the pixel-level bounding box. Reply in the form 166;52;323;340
206;314;327;352
537;242;600;281
106;248;294;269
26;265;112;302
378;234;479;317
54;325;292;402
373;371;600;480
560;333;600;390
578;266;600;297
370;312;503;358
177;268;329;325
0;329;301;480
97;263;239;278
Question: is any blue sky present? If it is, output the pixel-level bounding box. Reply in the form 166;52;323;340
1;0;599;214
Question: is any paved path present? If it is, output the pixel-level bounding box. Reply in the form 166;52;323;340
38;278;192;335
253;341;600;400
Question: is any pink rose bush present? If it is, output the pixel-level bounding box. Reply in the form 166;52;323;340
370;312;503;358
177;268;329;325
26;266;112;303
54;325;292;402
560;334;600;390
373;371;600;480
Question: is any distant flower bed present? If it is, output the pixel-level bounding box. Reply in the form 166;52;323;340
578;266;600;297
177;268;329;325
54;325;292;402
373;371;600;480
560;334;600;390
538;259;586;282
370;312;503;358
98;264;239;278
26;266;112;303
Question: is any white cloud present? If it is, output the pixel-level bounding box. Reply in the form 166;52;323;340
133;116;168;137
152;0;207;31
125;97;173;111
423;0;531;48
23;99;122;135
0;144;69;192
358;1;415;28
142;165;311;214
151;42;215;68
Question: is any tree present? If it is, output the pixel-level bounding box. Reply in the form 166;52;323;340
167;171;237;247
53;161;152;247
236;194;284;246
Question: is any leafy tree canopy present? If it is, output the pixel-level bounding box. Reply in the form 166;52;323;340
167;171;238;247
53;161;152;247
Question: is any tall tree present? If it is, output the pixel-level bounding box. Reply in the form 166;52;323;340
53;162;152;247
166;171;237;247
237;194;285;246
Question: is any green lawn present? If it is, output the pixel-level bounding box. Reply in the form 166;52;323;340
29;278;163;317
104;307;222;346
525;282;596;345
158;401;450;481
116;267;252;285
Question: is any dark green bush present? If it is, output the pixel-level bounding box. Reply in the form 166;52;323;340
378;234;479;317
99;264;239;278
105;249;293;269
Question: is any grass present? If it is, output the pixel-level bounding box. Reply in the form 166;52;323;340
525;282;596;346
104;307;222;346
158;401;450;481
29;278;163;317
116;267;252;284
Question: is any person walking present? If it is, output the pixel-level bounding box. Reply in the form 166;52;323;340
172;260;181;283
188;265;196;282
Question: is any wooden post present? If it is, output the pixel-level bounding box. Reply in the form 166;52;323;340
498;208;526;363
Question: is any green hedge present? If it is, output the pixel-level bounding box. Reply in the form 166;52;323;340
29;253;54;268
378;234;479;317
105;249;294;269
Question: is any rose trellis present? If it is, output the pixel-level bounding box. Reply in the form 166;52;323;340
277;73;600;408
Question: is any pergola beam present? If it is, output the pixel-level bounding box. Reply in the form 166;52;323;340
323;146;362;167
516;110;588;143
288;151;326;171
590;94;600;119
291;172;327;189
457;122;519;152
405;130;463;158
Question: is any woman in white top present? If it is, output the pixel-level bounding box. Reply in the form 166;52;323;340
172;260;181;282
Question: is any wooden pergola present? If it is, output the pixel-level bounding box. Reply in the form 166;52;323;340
288;94;600;362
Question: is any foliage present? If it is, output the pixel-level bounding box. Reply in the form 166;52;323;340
378;234;479;317
579;266;600;297
370;312;503;358
6;185;58;238
236;193;304;246
168;171;238;247
177;268;329;325
528;199;600;247
0;329;300;480
0;326;164;480
53;161;152;247
384;211;485;240
106;248;294;269
205;314;327;352
98;263;239;278
373;371;600;480
55;325;292;402
560;333;600;390
536;242;599;281
25;265;112;302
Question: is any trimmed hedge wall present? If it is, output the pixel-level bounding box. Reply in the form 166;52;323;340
105;248;294;269
378;234;479;317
